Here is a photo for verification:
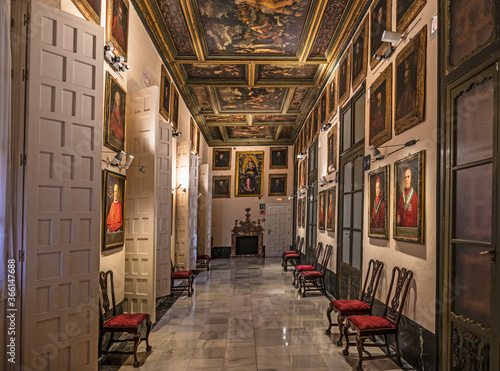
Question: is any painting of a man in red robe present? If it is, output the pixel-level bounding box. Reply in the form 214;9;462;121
396;167;418;227
103;170;126;250
109;0;128;56
370;177;385;229
107;183;123;232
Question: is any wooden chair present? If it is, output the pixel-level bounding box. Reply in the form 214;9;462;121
292;242;323;287
282;237;303;271
99;270;152;368
342;266;413;371
325;259;384;346
297;244;333;296
171;261;194;296
196;254;210;270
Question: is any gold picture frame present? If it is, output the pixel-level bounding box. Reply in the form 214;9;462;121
270;147;288;169
352;17;368;92
368;165;389;239
327;125;337;174
370;0;392;69
160;65;171;121
318;191;326;230
72;0;101;24
102;169;126;251
337;51;351;108
106;0;129;59
171;88;179;131
213;148;231;170
369;63;392;148
326;187;336;232
235;151;264;197
269;174;287;196
213;175;231;198
104;72;126;152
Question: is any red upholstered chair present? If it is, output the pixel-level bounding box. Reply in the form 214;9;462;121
342;266;413;371
297;244;333;296
282;237;303;271
196;254;210;270
325;259;384;345
99;270;152;368
171;261;194;296
292;242;323;287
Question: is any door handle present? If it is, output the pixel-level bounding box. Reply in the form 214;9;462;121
479;249;495;263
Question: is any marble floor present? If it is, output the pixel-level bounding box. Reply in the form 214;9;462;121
115;257;412;370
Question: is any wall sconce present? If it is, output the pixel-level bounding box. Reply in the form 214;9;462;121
382;30;403;43
172;130;182;138
103;151;138;171
373;46;395;60
371;139;419;163
104;45;130;73
320;122;332;132
297;152;306;160
319;174;334;188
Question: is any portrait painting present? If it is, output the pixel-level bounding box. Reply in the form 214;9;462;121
394;151;425;243
160;65;171;121
73;0;101;24
326;187;336;232
235;151;264;197
313;105;320;138
369;63;392;148
368;165;389;239
171;88;179;131
352;18;368;92
270;147;288;169
106;0;129;58
395;26;426;135
102;170;126;251
327;125;337;174
213;148;231;170
104;72;126;152
301;197;306;227
297;198;303;227
320;92;327;127
328;72;337;120
337;51;351;108
269;174;287;196
298;158;307;189
370;0;392;69
318;191;326;230
213;176;231;198
397;0;426;32
190;118;200;155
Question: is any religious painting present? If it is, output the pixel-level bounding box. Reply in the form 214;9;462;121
171;87;179;131
102;170;126;251
190;118;200;155
394;151;425;243
320;92;328;127
352;18;368;92
326;187;336;232
73;0;101;24
369;64;392;148
328;72;337;120
318;191;326;230
337;51;351;108
213;176;231;198
327;125;337;174
368;165;389;239
397;0;425;32
370;0;392;69
213;148;231;170
216;87;286;111
160;65;171;121
183;64;246;80
269;174;287;196
395;26;426;135
104;72;126;152
235;151;264;197
270;147;288;169
197;0;312;56
106;0;129;58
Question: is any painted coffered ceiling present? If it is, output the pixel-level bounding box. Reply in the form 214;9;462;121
133;0;367;146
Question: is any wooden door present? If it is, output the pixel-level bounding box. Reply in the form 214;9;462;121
23;1;103;369
267;204;291;257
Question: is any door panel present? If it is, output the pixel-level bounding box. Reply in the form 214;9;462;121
267;205;291;257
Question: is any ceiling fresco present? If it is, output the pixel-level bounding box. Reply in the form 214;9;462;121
133;0;366;146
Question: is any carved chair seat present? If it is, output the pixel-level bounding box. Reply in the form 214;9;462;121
196;254;210;270
292;242;323;287
325;259;384;346
298;244;332;296
99;270;152;368
171;261;194;296
342;266;413;371
282;237;304;271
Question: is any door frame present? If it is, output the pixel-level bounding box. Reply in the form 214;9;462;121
266;203;292;257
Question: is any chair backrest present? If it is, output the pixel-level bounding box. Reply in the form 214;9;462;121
294;236;300;250
360;259;384;307
382;266;413;327
99;270;117;324
312;242;324;269
295;237;304;254
318;244;333;274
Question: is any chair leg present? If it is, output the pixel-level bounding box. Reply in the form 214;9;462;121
336;316;344;346
342;323;350;356
355;336;365;371
188;276;194;296
394;332;402;366
133;333;140;367
106;333;114;351
292;270;297;286
145;318;152;351
325;303;334;334
384;334;390;355
284;258;288;272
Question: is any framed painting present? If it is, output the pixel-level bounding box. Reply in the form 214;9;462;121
394;151;425;243
328;72;337;120
104;72;126;152
326;186;336;232
337;51;351;108
297;198;302;227
171;88;179;131
235;151;264;197
327;125;337;174
160;65;171;121
313;105;320;139
352;18;368;92
397;0;426;32
369;63;392;148
106;0;129;59
190;118;200;155
213;148;231;170
73;0;101;24
270;147;288;169
368;165;389;239
320;92;327;127
213;175;231;198
269;174;287;196
298;158;307;189
102;169;126;251
370;0;392;69
318;191;326;230
301;197;306;227
395;26;426;135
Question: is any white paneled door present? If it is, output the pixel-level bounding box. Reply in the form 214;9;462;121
267;204;291;257
23;1;103;369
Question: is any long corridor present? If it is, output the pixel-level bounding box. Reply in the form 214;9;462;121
116;258;409;370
